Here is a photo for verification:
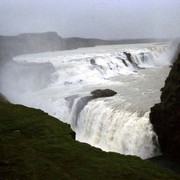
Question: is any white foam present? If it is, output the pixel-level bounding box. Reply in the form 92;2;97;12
0;42;171;159
75;100;160;159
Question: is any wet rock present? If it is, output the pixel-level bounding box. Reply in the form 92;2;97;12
70;130;76;140
91;89;117;98
123;52;139;69
123;52;132;62
116;57;128;67
122;59;128;67
90;59;96;65
140;52;145;62
150;52;180;164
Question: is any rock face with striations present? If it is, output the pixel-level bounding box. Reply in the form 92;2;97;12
150;52;180;164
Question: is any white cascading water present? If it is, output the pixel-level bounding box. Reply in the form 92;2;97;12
0;43;172;159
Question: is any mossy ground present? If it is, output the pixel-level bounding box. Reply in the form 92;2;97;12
0;99;179;179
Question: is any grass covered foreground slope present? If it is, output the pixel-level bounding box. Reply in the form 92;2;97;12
0;100;179;180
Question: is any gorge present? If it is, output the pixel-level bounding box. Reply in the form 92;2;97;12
0;33;179;179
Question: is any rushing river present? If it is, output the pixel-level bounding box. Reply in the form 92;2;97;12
0;42;172;159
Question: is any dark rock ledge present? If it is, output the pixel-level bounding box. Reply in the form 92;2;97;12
150;51;180;164
91;89;117;98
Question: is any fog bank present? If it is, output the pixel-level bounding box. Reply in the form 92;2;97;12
0;0;180;39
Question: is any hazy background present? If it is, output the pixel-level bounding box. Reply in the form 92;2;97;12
0;0;180;39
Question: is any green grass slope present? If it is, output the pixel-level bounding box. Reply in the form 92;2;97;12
0;100;179;180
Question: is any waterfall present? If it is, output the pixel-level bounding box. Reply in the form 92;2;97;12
75;100;160;159
0;42;171;159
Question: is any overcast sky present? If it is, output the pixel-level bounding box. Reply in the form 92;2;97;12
0;0;180;39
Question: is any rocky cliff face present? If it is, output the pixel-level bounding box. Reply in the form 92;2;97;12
150;51;180;164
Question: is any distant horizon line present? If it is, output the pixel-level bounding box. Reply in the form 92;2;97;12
0;31;173;41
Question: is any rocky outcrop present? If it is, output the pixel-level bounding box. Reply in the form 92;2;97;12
90;59;97;65
150;52;180;164
91;89;117;98
123;52;139;69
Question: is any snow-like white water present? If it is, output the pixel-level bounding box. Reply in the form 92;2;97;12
0;43;172;159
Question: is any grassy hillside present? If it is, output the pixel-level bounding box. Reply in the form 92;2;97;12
0;98;179;179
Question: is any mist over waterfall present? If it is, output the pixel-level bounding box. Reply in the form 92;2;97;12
0;43;172;159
